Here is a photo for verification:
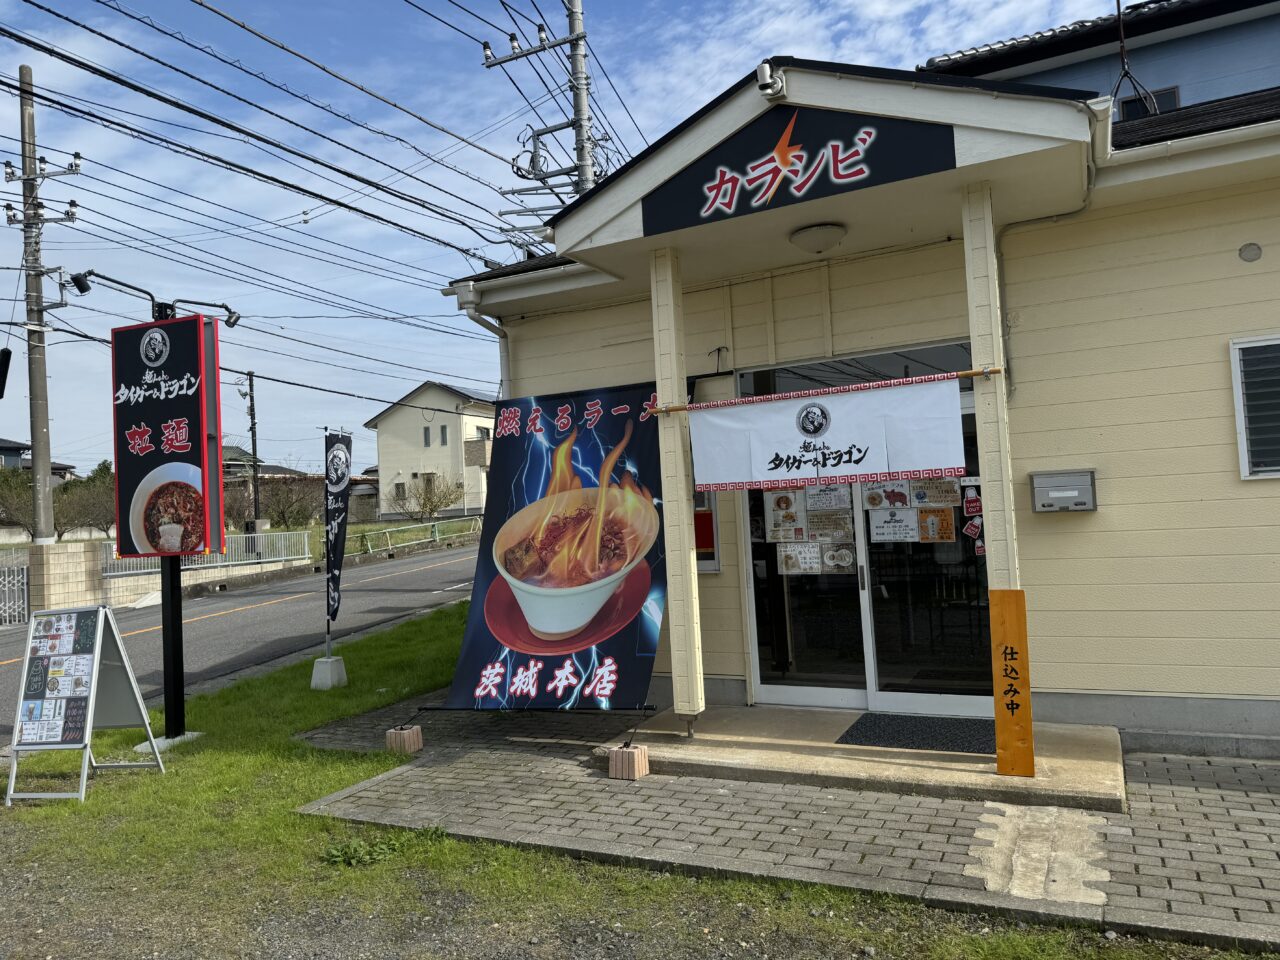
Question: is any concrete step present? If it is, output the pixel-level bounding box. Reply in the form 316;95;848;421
593;706;1126;813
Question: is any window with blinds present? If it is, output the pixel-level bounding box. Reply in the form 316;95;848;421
1232;337;1280;478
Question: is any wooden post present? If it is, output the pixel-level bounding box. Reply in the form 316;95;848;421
990;588;1034;777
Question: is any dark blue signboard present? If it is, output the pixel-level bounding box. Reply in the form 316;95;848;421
446;383;667;710
641;104;956;237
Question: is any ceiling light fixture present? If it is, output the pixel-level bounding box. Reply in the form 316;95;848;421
789;222;847;256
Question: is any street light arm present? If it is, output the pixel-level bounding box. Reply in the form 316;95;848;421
171;298;240;327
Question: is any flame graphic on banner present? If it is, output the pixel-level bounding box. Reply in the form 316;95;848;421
761;110;803;206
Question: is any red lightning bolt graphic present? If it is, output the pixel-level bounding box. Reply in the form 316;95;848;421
762;110;803;205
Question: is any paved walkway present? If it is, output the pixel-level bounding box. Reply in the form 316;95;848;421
300;697;1280;952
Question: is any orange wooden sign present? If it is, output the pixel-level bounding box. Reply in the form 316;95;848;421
990;589;1034;777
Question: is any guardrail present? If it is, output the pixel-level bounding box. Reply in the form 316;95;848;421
103;530;312;577
347;516;482;557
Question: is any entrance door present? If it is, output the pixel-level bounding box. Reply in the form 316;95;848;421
854;477;993;718
743;345;993;717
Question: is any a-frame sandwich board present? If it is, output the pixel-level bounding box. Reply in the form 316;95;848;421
7;605;163;805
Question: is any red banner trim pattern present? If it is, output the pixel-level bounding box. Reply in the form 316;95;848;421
695;465;967;492
685;371;959;412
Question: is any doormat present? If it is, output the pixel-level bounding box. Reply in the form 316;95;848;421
836;713;995;755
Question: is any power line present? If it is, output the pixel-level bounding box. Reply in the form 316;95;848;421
91;0;539;206
0;27;507;248
3;174;439;291
0;136;457;283
233;321;495;384
18;0;524;229
21;324;490;414
0;79;490;258
187;0;512;165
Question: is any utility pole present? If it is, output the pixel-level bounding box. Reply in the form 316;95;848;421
6;65;78;546
246;370;260;522
480;0;598;229
20;66;51;545
566;0;594;194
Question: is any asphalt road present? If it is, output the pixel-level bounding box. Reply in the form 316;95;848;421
0;544;478;741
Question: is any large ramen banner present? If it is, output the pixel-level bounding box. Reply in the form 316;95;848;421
445;382;667;711
111;315;223;558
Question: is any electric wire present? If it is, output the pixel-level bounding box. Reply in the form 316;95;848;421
16;324;487;414
0;79;490;259
90;0;543;220
0;137;457;283
232;321;494;383
0;26;507;248
186;0;512;164
18;0;525;226
4;172;439;290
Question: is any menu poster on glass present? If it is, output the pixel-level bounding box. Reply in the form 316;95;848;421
777;541;822;575
807;483;852;511
869;507;920;542
862;480;911;510
820;543;856;575
910;478;961;507
764;488;807;542
918;506;957;543
808;510;855;542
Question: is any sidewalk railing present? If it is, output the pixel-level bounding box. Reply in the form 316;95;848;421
103;530;312;578
347;516;482;558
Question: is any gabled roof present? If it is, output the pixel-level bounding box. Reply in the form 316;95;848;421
222;444;259;463
0;437;30;451
538;56;1093;237
363;380;496;429
920;0;1277;76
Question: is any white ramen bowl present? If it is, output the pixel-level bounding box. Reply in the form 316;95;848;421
129;461;203;554
493;486;659;640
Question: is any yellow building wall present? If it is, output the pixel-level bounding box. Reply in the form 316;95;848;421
1005;177;1280;698
506;242;970;688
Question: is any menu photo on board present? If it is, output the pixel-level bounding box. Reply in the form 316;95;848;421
764;488;807;542
777;541;822;575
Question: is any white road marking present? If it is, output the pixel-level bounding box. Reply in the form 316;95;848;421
432;581;473;594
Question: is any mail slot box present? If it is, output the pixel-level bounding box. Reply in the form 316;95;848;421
1030;470;1096;512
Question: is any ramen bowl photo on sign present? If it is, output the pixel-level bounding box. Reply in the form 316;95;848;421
493;485;659;640
130;461;204;554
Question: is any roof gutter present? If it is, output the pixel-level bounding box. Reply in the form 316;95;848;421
1099;114;1280;165
447;279;510;400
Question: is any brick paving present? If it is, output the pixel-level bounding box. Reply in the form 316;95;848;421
300;696;1280;951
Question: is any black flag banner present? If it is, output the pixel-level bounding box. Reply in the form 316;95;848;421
324;432;353;621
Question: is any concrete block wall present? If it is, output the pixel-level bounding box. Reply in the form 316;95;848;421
28;541;104;612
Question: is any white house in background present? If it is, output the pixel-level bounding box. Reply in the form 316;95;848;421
363;381;495;519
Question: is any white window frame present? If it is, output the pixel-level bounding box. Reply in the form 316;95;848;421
1230;334;1280;480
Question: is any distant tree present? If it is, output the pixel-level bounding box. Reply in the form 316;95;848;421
222;480;252;531
0;467;34;536
388;473;465;522
259;476;323;530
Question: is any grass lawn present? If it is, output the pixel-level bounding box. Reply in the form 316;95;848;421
0;604;1253;959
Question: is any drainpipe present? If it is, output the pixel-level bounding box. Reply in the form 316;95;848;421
452;280;510;400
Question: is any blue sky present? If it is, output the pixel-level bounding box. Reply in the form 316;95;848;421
0;0;1114;473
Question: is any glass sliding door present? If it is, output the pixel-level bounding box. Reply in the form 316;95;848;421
742;344;994;716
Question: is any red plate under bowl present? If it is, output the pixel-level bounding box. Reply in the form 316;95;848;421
484;563;652;657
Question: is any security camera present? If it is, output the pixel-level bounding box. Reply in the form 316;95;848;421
756;61;785;101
